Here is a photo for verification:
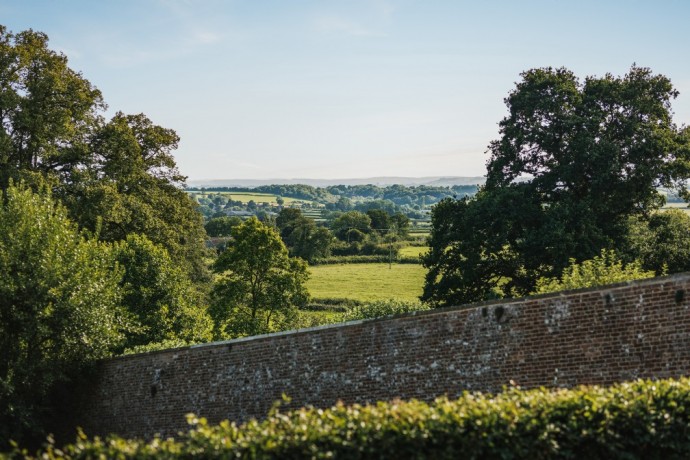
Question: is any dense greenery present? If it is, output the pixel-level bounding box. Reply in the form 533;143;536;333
113;235;213;350
0;26;209;284
12;377;690;459
423;66;690;306
211;218;310;338
0;185;129;445
0;26;213;446
623;209;690;275
533;250;656;294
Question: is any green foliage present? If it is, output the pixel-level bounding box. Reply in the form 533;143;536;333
0;27;104;192
424;66;690;307
204;216;242;237
62;112;210;284
122;338;193;356
211;218;310;338
331;211;372;241
0;184;128;447
18;377;690;459
276;208;334;263
342;299;430;321
0;25;210;288
624;210;690;275
534;250;656;294
113;234;213;350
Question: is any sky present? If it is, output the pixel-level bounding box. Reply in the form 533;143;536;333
2;0;690;181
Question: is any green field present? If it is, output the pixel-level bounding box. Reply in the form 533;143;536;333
189;191;314;206
399;246;429;258
307;263;426;303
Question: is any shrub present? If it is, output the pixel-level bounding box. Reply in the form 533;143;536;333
534;249;656;294
15;377;690;458
342;299;430;321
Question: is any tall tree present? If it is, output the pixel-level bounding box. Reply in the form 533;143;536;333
331;211;372;241
0;27;104;192
276;208;334;262
61;112;210;283
211;218;309;338
423;66;690;306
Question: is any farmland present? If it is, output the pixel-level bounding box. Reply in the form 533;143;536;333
307;263;426;303
399;246;428;258
188;190;316;206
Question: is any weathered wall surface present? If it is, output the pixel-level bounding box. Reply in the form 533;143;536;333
72;274;690;439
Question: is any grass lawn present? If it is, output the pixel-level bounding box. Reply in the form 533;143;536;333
307;263;426;303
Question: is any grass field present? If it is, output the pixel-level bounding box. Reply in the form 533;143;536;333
399;246;429;258
189;191;314;206
307;263;426;303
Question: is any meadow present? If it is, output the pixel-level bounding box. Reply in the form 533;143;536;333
307;263;426;303
398;246;428;258
189;191;315;206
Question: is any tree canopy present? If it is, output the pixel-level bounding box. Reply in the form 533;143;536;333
0;26;213;444
0;26;209;284
423;66;690;307
211;218;310;338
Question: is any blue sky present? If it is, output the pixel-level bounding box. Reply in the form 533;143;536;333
2;0;690;180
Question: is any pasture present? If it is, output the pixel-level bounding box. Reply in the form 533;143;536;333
189;191;315;206
399;246;428;258
307;263;426;303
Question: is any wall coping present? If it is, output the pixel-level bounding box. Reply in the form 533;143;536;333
111;272;690;362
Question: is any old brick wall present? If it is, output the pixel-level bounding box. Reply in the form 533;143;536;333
72;273;690;439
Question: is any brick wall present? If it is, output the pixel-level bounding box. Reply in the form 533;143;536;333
71;273;690;439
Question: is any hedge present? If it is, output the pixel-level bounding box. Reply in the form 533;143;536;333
310;255;420;265
10;377;690;459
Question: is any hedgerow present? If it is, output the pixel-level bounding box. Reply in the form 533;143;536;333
310;255;420;265
9;377;690;459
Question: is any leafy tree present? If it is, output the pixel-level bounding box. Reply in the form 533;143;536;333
61;112;210;284
624;210;690;275
366;209;391;235
331;211;372;241
390;212;410;238
0;27;104;193
205;216;243;237
276;208;305;236
276;208;334;262
423;66;690;306
0;26;210;287
533;250;655;294
113;234;214;350
211;218;309;338
0;184;128;446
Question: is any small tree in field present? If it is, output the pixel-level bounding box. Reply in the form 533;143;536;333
211;217;309;338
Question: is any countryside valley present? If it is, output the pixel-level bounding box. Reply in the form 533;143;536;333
4;12;690;458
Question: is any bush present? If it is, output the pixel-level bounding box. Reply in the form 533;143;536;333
15;377;690;458
342;299;430;321
534;249;657;294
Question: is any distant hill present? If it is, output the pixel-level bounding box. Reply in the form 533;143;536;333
187;176;486;188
